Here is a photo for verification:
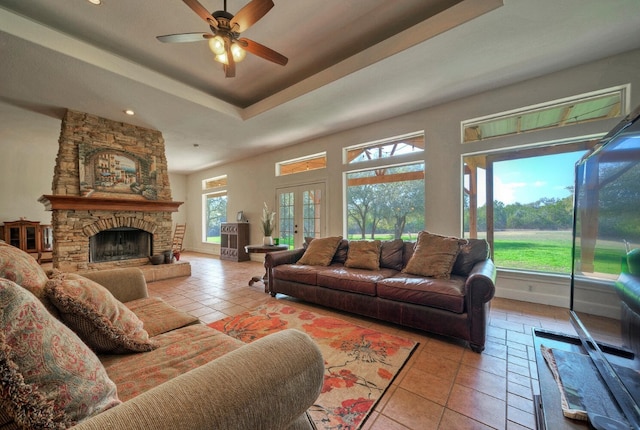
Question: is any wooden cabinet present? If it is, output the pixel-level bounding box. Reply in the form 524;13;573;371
220;222;249;262
2;220;42;258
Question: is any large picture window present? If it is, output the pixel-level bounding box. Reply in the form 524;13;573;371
463;140;597;273
346;162;424;240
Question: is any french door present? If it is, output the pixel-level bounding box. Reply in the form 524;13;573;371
277;183;325;249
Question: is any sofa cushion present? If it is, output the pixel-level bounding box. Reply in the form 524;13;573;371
297;236;343;266
344;240;381;270
403;231;464;279
99;324;244;402
45;272;157;354
125;297;200;337
377;274;466;313
380;239;405;271
0;241;55;315
0;278;121;429
273;264;327;285
452;238;490;276
316;267;396;295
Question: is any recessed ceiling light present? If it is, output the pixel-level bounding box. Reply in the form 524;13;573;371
124;109;135;116
87;0;101;5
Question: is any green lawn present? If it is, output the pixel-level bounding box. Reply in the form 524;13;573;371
492;230;623;274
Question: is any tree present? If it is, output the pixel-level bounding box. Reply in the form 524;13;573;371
347;184;375;238
381;178;424;239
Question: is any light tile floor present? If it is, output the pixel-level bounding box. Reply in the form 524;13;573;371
147;252;578;430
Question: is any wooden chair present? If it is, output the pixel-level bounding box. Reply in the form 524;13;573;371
171;224;186;260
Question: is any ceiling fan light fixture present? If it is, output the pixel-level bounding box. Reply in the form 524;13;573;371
215;52;229;65
231;43;246;62
208;35;226;55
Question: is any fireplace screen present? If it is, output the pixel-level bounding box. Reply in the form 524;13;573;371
90;228;152;262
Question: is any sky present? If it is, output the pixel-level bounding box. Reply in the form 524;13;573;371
474;150;587;207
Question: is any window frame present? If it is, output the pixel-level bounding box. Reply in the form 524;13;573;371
202;175;228;244
463;138;600;273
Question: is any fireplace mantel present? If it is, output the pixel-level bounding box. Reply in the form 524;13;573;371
39;195;183;212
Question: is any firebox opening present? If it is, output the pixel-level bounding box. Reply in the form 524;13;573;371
90;227;152;263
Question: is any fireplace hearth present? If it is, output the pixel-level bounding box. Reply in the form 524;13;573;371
90;227;151;263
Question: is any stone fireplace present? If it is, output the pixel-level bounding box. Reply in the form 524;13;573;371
39;110;185;273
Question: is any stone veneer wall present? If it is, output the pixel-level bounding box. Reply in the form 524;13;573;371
50;110;175;272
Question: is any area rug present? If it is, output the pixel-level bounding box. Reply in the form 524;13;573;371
208;302;418;429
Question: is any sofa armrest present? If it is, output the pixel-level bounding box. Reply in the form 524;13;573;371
72;329;324;430
265;249;306;294
81;267;149;303
465;259;497;304
265;248;305;268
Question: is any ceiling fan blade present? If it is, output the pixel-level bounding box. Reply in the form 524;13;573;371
224;39;236;78
156;33;210;43
230;0;274;33
239;38;288;66
182;0;218;29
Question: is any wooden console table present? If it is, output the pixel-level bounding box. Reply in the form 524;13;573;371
245;244;289;292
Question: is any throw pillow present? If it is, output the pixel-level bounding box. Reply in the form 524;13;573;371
297;236;343;266
0;278;121;429
344;240;382;270
332;239;349;264
0;242;53;313
452;238;490;276
402;231;464;279
380;239;405;271
45;272;157;354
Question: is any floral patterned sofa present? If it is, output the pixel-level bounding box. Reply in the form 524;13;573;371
0;241;324;429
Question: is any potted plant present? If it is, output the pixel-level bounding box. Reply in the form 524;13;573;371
261;202;276;245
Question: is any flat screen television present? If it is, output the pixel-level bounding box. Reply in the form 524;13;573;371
570;103;640;428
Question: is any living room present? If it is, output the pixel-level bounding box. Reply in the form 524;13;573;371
2;1;640;428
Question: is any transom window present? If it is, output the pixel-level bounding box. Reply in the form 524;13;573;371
277;153;326;176
345;132;424;164
203;175;227;189
461;86;627;143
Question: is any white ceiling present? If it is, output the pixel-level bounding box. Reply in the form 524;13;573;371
1;0;640;174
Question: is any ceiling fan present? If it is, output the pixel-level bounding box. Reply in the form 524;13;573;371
157;0;288;78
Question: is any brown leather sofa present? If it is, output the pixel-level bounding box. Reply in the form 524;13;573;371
266;237;497;353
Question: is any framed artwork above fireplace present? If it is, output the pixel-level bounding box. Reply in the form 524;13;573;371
79;144;158;200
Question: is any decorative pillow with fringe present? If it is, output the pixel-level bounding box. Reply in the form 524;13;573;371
344;240;382;270
0;242;56;316
0;278;120;429
45;272;157;354
297;236;343;266
403;231;465;279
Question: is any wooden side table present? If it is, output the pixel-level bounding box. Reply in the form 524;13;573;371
245;244;289;292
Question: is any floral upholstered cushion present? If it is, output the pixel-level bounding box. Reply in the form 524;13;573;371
297;236;343;266
99;324;244;401
45;272;156;354
0;278;121;429
403;231;464;279
125;296;200;337
344;240;382;270
0;242;54;315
